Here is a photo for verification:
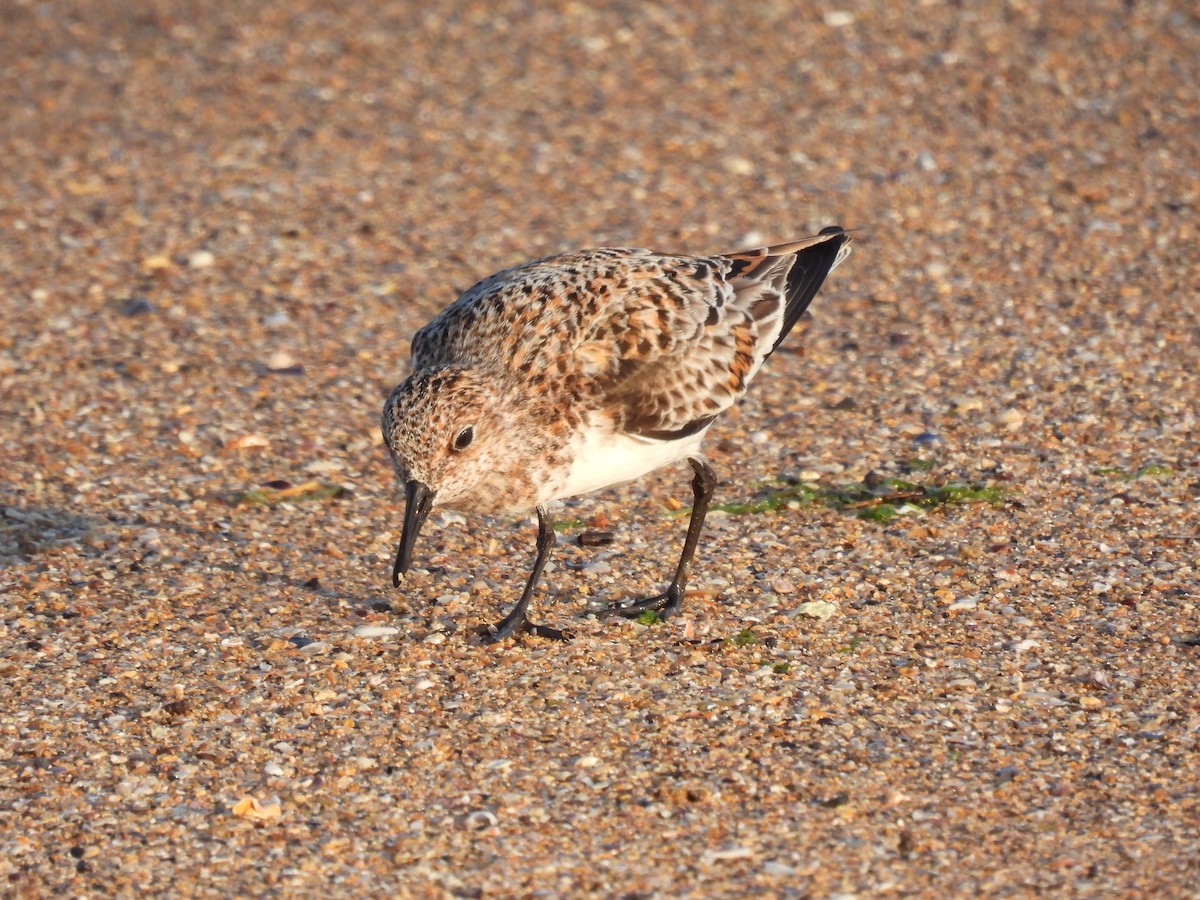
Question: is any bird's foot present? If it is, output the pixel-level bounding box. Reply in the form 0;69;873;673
482;615;573;644
606;587;684;621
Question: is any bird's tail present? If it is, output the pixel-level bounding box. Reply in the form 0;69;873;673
723;226;852;356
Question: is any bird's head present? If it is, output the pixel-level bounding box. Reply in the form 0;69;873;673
381;365;507;584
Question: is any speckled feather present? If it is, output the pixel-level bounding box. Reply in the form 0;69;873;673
412;233;849;436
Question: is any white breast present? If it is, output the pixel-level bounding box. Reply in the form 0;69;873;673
546;416;710;504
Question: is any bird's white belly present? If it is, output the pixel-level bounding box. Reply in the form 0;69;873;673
548;423;709;503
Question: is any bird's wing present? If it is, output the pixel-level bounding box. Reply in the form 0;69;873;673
407;230;850;441
564;253;751;440
580;230;851;440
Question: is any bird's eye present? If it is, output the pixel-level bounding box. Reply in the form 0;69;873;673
451;425;475;452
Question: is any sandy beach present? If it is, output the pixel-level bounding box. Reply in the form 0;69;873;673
1;1;1197;895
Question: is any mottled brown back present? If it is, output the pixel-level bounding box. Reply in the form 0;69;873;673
411;229;850;441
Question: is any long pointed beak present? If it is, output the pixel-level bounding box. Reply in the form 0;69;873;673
392;480;435;587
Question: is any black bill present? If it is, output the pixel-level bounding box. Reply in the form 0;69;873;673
392;479;435;587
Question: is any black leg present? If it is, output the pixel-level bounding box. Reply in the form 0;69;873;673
611;457;717;620
483;506;573;643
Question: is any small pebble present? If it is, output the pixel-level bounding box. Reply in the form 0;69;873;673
702;846;756;864
464;810;498;829
951;396;984;413
997;409;1024;429
925;261;949;280
120;297;154;316
762;861;797;877
789;600;838;620
722;156;755;176
578;531;615;547
352;625;400;639
304;459;343;474
267;350;298;371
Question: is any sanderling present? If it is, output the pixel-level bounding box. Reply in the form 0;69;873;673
382;227;852;642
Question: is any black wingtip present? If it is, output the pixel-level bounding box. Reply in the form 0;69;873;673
768;229;851;356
